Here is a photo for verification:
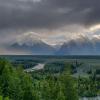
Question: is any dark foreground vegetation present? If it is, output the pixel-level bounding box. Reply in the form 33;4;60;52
0;58;100;100
0;59;78;100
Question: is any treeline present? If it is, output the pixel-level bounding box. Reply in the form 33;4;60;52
78;74;100;97
0;59;79;100
0;59;37;100
41;61;100;97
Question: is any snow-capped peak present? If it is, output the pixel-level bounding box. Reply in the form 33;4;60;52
15;32;43;46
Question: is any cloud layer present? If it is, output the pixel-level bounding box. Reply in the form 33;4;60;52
0;0;100;30
0;0;100;54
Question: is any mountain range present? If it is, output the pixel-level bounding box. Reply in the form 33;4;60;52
57;35;100;55
8;34;100;55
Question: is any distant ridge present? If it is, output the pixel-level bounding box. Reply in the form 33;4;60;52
7;34;100;55
57;35;100;55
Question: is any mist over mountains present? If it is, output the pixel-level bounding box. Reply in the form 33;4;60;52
8;34;100;55
57;35;100;55
8;33;55;55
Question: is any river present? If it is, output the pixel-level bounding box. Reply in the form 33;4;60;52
25;63;45;72
80;96;100;100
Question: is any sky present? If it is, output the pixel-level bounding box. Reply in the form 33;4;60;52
0;0;100;54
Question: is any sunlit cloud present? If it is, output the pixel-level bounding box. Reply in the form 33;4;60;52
89;24;100;31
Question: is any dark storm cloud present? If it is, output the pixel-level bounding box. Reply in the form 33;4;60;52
0;0;100;30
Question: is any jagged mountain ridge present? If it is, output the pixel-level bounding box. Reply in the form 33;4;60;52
8;34;100;55
8;33;55;55
10;42;55;55
57;35;100;55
